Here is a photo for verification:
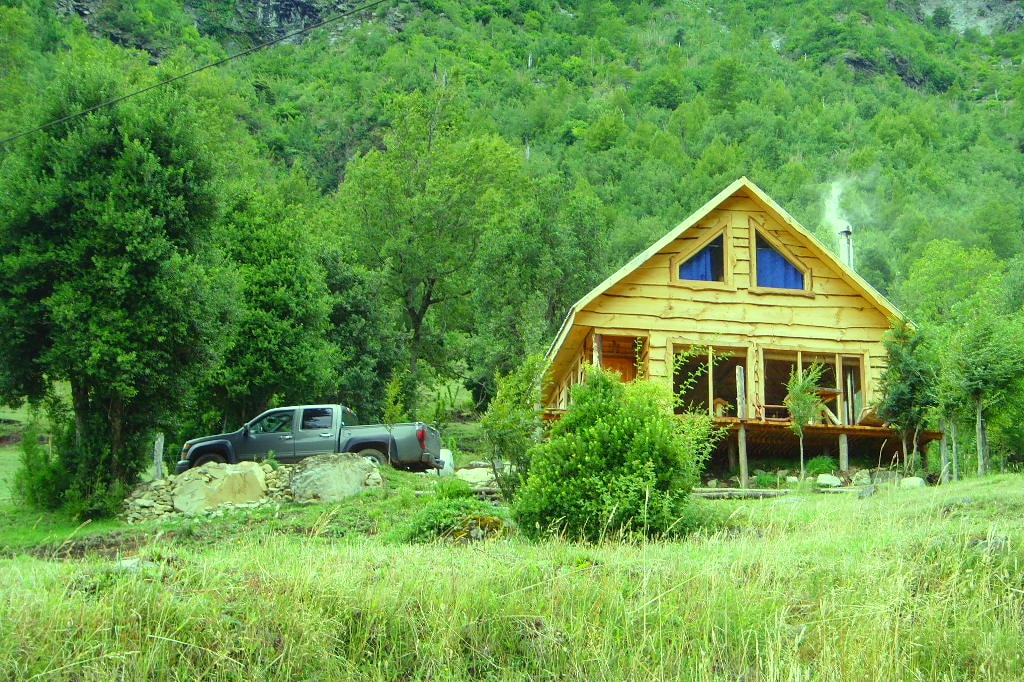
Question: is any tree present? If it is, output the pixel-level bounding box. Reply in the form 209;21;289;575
335;88;523;385
877;320;937;472
481;354;547;500
784;363;825;480
0;55;229;515
945;296;1024;476
202;173;340;430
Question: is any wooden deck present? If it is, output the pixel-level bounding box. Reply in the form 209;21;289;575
711;416;942;482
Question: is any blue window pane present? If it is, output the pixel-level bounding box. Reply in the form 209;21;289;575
679;235;724;282
756;235;803;289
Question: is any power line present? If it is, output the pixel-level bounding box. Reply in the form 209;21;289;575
0;0;390;147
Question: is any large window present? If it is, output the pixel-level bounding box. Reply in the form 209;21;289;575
673;346;746;416
755;234;803;289
678;234;725;282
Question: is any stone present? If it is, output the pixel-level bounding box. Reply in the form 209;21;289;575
467;460;491;469
172;461;267;515
858;484;877;499
900;476;926;489
288;453;383;503
872;469;902;486
455;466;497;487
705;479;718;488
816;473;843;488
786;476;800;484
851;469;872;486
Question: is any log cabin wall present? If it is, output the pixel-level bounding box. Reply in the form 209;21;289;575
544;178;903;420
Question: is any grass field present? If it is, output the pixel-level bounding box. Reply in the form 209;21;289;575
1;468;1022;680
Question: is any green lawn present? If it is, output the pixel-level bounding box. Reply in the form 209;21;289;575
1;475;1023;680
0;445;17;504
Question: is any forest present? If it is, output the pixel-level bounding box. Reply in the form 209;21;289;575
0;0;1022;515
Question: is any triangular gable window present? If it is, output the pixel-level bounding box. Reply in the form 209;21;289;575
678;234;724;282
756;234;803;289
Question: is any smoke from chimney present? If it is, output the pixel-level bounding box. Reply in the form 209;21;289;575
825;181;855;270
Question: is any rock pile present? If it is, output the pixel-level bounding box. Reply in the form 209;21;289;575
122;454;376;524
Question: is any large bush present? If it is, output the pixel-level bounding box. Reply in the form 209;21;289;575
513;368;719;541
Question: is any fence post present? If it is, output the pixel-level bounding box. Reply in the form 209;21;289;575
153;433;165;480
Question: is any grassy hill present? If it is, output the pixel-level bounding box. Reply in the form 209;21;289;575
1;467;1022;680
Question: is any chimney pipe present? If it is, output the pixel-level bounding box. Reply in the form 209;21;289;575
838;224;854;270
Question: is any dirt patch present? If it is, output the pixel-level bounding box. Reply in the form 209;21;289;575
9;531;154;561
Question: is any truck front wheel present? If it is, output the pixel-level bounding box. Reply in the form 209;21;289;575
358;448;389;467
194;453;226;468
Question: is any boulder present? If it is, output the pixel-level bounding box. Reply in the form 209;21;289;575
872;469;902;486
851;469;872;486
172;461;267;515
816;473;843;488
456;466;497;487
900;476;927;489
289;453;383;503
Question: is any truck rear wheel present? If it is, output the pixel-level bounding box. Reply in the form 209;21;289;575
358;448;389;467
194;453;226;467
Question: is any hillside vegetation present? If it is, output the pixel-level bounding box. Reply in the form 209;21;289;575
1;473;1023;680
0;0;1022;512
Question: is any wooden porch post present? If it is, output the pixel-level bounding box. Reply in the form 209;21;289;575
593;332;603;367
736;365;748;488
836;352;849;471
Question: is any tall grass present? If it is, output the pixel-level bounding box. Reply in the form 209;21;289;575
1;477;1022;680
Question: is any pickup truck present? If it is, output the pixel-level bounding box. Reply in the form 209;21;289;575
174;404;443;474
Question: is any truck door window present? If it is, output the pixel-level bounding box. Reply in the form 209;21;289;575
251;411;293;434
301;407;333;430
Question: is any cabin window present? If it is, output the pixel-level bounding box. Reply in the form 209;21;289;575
595;334;647;382
755;234;803;289
678;234;725;282
673;346;746;417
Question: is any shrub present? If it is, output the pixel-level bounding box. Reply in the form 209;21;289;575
806;455;839;475
12;417;66;510
390;497;511;543
754;473;778;488
434;476;475;500
513;367;720;542
481;354;546;500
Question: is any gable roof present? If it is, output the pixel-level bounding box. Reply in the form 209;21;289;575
548;176;904;359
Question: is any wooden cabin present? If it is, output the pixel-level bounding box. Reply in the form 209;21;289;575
544;177;937;483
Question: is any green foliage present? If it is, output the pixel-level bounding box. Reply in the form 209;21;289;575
381;373;410;426
753;472;777;488
514;367;718;542
784;363;826;479
336;87;526;384
806;455;839;476
433;476;475;500
0;51;229;515
201;171;337;427
481;354;547;499
878;320;937;462
389;496;509;543
11;417;63;510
